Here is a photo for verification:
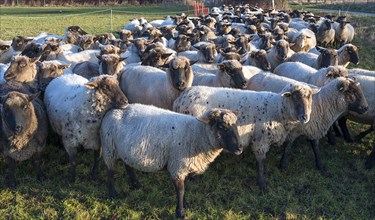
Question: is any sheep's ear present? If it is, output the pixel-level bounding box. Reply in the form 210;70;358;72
250;51;256;58
27;92;41;102
158;63;170;68
96;54;102;60
309;85;321;94
289;43;295;47
281;92;292;97
196;116;210;124
84;81;99;89
119;49;126;54
119;57;127;62
240;53;247;59
161;52;173;59
217;64;225;71
316;46;325;53
30;55;41;64
58;64;71;70
270;41;276;46
189;59;198;66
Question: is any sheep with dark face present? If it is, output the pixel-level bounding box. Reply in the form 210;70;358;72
193;59;247;89
217;49;246;63
0;82;48;188
37;61;70;93
63;26;88;45
99;44;125;56
0;40;14;64
173;34;191;53
267;39;294;71
21;43;43;59
243;49;271;71
287;47;338;69
44;74;128;183
95;33;116;45
4;55;40;88
173;83;319;189
11;36;33;52
333;17;354;47
141;43;174;67
77;34;99;51
179;43;218;64
120;56;194;110
316;19;335;47
336;44;359;67
100;105;242;219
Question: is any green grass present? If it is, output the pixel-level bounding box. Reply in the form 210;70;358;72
0;6;375;220
290;2;375;14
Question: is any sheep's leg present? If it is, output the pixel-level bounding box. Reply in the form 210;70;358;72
67;147;78;184
33;152;45;182
125;164;142;189
279;141;292;171
365;146;375;169
107;167;116;198
174;177;186;219
310;139;325;171
332;121;342;137
256;155;266;190
326;126;336;145
355;126;374;142
6;157;17;188
91;150;100;181
338;117;353;142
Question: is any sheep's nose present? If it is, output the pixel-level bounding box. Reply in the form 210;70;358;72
177;82;185;87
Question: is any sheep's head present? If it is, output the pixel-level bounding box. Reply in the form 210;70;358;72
0;43;11;55
41;42;61;61
198;43;218;63
100;45;125;56
324;66;348;83
197;109;242;155
219;49;246;62
21;43;42;59
235;36;253;54
160;56;195;91
344;44;360;65
37;61;70;92
217;60;247;89
117;30;133;42
67;26;88;35
174;34;191;53
317;47;338;68
159;25;176;40
280;83;320;124
84;75;128;110
0;91;39;135
141;45;173;67
249;49;271;71
130;38;150;56
11;36;33;52
5;55;40;83
96;54;126;76
272;39;290;61
336;77;368;114
78;34;98;51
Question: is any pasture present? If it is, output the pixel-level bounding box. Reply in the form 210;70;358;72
0;5;374;220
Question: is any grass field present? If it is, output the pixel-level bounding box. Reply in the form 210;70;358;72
0;5;374;220
295;2;375;14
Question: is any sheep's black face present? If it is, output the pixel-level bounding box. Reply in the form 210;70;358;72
175;35;191;53
276;42;288;60
37;64;66;92
235;37;250;54
219;60;247;89
0;44;10;52
340;78;368;114
320;49;338;68
170;66;189;91
11;36;31;52
1;92;36;135
68;26;87;35
96;76;128;109
347;46;359;65
209;110;242;155
201;45;217;63
252;50;271;70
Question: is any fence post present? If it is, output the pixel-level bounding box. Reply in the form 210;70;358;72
110;9;113;32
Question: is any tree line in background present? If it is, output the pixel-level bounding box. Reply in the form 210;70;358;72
0;0;183;6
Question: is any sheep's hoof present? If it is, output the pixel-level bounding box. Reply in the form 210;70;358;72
130;181;142;189
176;208;186;219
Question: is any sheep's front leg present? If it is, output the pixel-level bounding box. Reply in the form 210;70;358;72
279;141;292;171
6;157;16;188
174;177;187;219
338;117;353;142
66;147;78;184
256;155;266;190
33;151;45;182
91;150;100;181
125;164;142;189
365;146;375;169
310;139;325;171
355;126;374;142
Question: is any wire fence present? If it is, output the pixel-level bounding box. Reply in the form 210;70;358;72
0;8;196;40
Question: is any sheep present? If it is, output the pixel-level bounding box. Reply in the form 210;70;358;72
192;60;247;89
72;61;100;79
197;25;217;42
36;60;71;94
99;44;125;56
96;33;116;45
179;43;218;64
11;36;33;53
77;34;100;51
243;49;271;71
100;105;242;219
4;55;40;88
119;56;194;110
63;26;88;45
56;49;100;69
316;19;335;47
116;29;134;44
172;34;191;53
286;47;338;69
0;63;10;84
336;44;360;67
279;77;368;171
217;49;246;63
123;38;150;64
44;74;128;183
333;17;355;47
173;83;319;189
365;146;375;169
337;74;375;142
124;18;143;37
0;40;14;64
349;68;375;77
21;43;43;59
0;82;48;188
267;39;294;71
274;62;348;86
290;28;317;52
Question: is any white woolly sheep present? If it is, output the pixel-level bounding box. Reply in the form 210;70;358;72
100;104;242;219
349;68;375;77
119;56;194;110
336;44;360;67
243;49;271;71
4;55;40;89
333;18;354;47
0;40;14;64
44;74;128;183
274;62;348;87
286;47;338;69
173;83;319;189
316;19;335;47
290;28;317;52
267;39;294;71
192;59;247;89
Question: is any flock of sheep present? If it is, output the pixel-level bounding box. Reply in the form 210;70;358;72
0;3;374;219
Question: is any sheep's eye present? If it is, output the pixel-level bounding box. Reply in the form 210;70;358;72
23;105;28;110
